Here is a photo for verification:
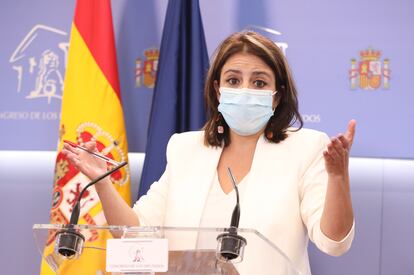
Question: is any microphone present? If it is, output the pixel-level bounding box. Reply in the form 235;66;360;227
216;167;247;262
55;161;128;258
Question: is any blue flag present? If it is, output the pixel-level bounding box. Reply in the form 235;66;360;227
138;0;209;198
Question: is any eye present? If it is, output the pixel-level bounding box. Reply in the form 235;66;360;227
226;78;240;86
254;80;267;88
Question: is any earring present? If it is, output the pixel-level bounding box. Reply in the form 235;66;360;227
217;113;224;134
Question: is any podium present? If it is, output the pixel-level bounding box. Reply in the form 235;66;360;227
33;224;302;274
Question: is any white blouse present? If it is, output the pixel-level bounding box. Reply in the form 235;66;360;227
196;171;249;249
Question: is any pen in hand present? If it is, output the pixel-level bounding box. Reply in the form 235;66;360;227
63;140;121;166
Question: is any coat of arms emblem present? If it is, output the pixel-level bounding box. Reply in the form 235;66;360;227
135;48;160;88
349;48;390;90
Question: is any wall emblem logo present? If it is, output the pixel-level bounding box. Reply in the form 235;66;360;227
9;24;69;104
349;48;390;90
135;48;160;88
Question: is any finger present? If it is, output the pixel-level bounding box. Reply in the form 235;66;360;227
63;143;79;155
72;157;82;169
332;137;347;155
337;134;350;150
62;149;80;164
326;145;339;161
84;141;97;152
327;140;340;159
345;119;356;146
323;150;334;163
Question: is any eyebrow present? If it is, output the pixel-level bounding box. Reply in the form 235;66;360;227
222;69;242;75
222;69;273;78
251;71;272;78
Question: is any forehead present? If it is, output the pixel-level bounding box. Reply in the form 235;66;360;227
221;52;273;75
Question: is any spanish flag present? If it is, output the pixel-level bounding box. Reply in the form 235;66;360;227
40;0;130;274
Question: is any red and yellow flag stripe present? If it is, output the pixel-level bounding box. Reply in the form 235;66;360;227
41;0;130;274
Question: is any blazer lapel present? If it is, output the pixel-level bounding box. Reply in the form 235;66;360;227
167;143;222;250
239;134;267;230
198;144;223;225
183;143;223;228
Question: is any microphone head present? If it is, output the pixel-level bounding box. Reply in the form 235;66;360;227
55;227;85;258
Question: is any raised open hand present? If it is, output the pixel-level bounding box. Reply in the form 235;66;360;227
62;141;108;180
323;120;356;177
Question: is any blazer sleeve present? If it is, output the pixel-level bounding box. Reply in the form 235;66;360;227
298;132;355;256
132;134;178;226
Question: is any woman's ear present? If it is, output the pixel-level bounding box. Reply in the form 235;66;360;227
214;80;220;101
273;92;281;110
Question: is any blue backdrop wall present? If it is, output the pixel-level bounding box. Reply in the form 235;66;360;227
1;0;413;158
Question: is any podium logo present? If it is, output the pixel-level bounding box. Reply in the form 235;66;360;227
9;24;69;104
130;246;145;263
349;48;390;90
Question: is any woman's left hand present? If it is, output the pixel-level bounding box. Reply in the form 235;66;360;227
320;119;356;241
323;120;356;178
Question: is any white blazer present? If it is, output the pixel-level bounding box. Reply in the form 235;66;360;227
133;129;354;274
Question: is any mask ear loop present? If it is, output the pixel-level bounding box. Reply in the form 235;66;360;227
271;90;278;113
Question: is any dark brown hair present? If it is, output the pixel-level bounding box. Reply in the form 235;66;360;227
203;31;303;147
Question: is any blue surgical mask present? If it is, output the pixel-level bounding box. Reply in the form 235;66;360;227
218;87;277;136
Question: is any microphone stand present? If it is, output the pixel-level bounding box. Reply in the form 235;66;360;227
55;161;128;258
216;167;247;262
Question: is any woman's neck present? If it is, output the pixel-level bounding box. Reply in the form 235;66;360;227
227;129;263;151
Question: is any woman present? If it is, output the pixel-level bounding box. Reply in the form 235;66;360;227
63;31;355;274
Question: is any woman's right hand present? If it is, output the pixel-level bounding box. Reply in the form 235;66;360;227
62;141;108;181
